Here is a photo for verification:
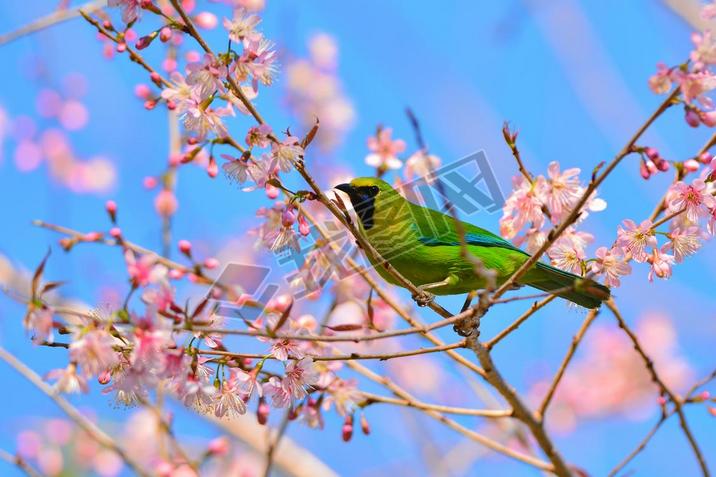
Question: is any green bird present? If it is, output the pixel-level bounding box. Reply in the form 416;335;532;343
334;177;609;309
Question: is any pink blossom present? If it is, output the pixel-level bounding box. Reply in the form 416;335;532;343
181;374;216;412
213;378;248;419
283;358;319;399
404;151;441;182
323;378;361;417
271;338;304;361
223;8;261;42
591;246;632;287
616;219;657;263
270;136;304;172
648;63;673;94
124;250;166;287
160;73;195;113
543;161;581;217
365;128;405;170
26;308;54;344
263;377;291;408
245;124;272;148
691;30;716;66
672;70;716;107
704;2;716;19
70;328;120;377
666;179;716;222
108;0;143;24
46;364;88;394
663;227;702;263
548;239;585;274
239;35;279;88
647;248;675;281
499;176;546;239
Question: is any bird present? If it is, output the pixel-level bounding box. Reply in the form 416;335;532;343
334;177;609;309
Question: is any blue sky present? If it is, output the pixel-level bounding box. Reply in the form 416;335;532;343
0;1;714;476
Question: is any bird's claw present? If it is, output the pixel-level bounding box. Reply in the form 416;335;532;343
412;289;435;307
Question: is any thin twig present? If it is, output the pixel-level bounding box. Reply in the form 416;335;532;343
0;0;106;46
0;449;44;477
360;392;513;418
536;309;599;420
0;347;151;477
606;299;710;476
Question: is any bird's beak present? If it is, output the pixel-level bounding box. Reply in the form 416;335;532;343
334;183;354;195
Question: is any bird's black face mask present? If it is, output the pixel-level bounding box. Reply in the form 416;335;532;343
334;184;380;229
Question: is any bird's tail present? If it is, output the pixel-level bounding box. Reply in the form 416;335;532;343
522;262;610;309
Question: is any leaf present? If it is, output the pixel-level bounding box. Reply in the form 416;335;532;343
300;118;320;149
31;249;51;298
272;301;294;334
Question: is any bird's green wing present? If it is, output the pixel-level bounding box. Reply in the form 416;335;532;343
409;203;525;254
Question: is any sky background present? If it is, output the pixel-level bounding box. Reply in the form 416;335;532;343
0;1;715;476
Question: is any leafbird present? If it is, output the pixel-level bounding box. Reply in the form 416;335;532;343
334;177;609;309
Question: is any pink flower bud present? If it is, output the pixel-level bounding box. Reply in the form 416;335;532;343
187;137;199;145
134;84;151;99
684;158;700;172
644;147;659;161
281;208;296;227
685;109;701;128
150;72;161;84
265;184;279;199
204;257;219;269
257;399;270;425
166;100;176;111
110;227;122;238
135;35;154;50
207;156;218;178
185;50;201;63
640;160;651;180
83;232;103;242
97;370;112;385
178;240;192;255
140;0;153;7
188;273;200;283
162;58;177;72
159;27;172;42
194;12;218;29
144;99;157;110
709;406;716;417
105;200;117;222
143;176;158;189
700;152;714;164
169;153;182;167
154;189;178;217
360;414;370;435
711;157;716;171
646;160;657;173
267;294;293;313
657;395;667;406
702;110;716;127
654;157;670;172
342;418;353;442
168;269;185;280
298;214;310;236
116;42;127;53
207;436;229;456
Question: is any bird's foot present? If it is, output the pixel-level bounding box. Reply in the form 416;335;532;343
412;289;435;307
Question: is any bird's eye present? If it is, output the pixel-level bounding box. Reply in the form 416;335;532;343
370;186;379;195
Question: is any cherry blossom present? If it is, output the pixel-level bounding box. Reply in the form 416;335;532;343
223;8;261;42
664;227;703;263
647;247;676;281
616;219;657;263
548;239;585;274
365;128;405;170
666;179;716;222
591;246;632;287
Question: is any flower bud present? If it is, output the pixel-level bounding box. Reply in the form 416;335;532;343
207;436;230;456
360;413;370;435
265;184;279;199
657;395;667;406
684;158;700;172
685;109;700;128
640;160;651;180
134;83;151;99
109;227;122;238
143;176;158;189
178;240;192;256
342;415;354;442
298;214;310;236
644;147;659;161
281;208;297;227
207;156;218;178
654;157;670;172
168;269;185;280
144;99;157;110
702;110;716;127
159;27;172;42
154;189;178;217
97;370;112;385
105;200;117;223
204;257;219;269
135;33;156;50
257;399;270;425
194;12;218;29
